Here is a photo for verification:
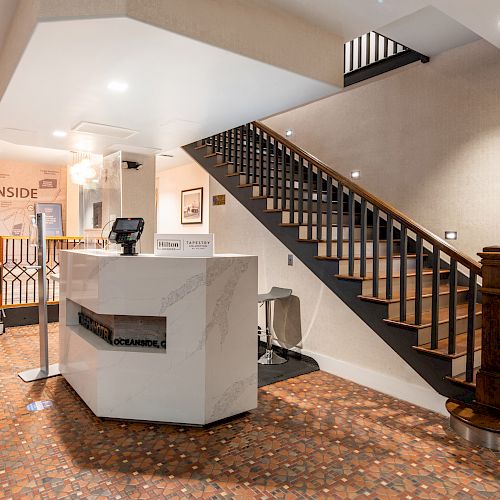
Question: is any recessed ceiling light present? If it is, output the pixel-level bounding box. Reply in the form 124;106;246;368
445;231;457;240
107;81;128;92
285;129;293;137
52;130;67;138
351;170;361;179
377;0;384;4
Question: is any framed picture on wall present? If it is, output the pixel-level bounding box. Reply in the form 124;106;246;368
181;187;203;224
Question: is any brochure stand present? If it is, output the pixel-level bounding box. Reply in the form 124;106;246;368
18;213;60;382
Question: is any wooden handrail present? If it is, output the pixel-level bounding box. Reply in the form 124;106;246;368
254;121;482;275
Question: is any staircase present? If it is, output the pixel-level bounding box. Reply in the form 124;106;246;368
184;122;482;401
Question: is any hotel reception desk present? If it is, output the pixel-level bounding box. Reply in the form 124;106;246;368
59;249;258;425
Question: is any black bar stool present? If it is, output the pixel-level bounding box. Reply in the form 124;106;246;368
257;287;292;365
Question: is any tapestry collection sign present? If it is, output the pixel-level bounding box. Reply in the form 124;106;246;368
0;162;66;236
154;233;214;257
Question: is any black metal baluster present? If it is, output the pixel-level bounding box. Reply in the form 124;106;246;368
360;199;367;278
266;134;271;197
431;247;440;349
384;36;388;58
349;39;354;72
258;132;264;196
315;167;322;243
238;126;244;174
372;207;380;297
289;152;295;223
336;182;344;258
366;32;371;66
326;177;333;257
357;36;362;70
316;171;323;242
298;158;304;225
272;138;279;209
448;259;458;355
415;236;423;325
281;145;287;212
348;190;355;276
245;124;251;184
252;125;258;185
466;273;477;382
386;215;393;299
222;130;227;163
307;163;313;238
399;225;407;321
374;33;380;62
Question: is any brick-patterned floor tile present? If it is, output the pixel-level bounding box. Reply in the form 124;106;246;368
0;323;498;499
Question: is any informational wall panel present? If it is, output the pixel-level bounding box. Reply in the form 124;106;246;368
0;161;66;236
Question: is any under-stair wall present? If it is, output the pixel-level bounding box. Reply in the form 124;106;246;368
208;175;448;414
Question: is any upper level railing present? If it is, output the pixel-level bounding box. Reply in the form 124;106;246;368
344;31;429;85
344;31;408;74
202;122;481;383
0;236;107;307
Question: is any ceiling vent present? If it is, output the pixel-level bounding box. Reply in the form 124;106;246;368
72;122;137;139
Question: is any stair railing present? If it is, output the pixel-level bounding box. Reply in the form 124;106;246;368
204;122;482;383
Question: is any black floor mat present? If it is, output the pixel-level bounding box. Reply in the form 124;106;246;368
257;343;319;387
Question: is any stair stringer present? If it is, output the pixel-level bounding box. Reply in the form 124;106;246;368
183;143;474;402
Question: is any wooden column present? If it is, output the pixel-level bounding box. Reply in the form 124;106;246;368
476;246;500;409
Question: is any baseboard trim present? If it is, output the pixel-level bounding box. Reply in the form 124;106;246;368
290;346;448;416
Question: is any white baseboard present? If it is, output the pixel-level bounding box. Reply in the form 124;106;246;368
292;347;448;416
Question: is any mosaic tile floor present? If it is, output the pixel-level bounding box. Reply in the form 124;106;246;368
0;324;498;499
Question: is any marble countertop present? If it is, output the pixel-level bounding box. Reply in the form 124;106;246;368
62;249;255;259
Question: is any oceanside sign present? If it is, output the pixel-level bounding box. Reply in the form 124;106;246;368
154;233;214;257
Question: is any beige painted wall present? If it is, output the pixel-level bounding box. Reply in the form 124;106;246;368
157;162;210;235
264;39;500;260
122;153;156;253
209;177;441;399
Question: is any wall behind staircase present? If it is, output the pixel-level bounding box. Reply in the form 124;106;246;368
209;177;447;414
264;39;500;259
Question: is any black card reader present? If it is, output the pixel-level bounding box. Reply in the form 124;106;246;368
108;218;145;255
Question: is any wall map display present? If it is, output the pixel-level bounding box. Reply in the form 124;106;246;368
0;162;66;236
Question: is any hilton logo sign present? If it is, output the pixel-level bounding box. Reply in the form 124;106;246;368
154;233;214;257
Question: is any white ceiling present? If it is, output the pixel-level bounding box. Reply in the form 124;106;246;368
155;147;194;173
254;0;499;52
0;17;337;160
379;6;479;56
0;138;69;165
252;0;428;41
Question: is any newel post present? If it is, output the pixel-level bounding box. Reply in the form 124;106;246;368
476;246;500;409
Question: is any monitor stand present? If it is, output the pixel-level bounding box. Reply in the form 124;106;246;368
121;242;138;256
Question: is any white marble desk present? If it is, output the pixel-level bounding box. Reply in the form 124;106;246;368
58;249;258;425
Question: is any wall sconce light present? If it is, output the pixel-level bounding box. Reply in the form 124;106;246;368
445;231;457;240
350;170;361;179
285;129;293;137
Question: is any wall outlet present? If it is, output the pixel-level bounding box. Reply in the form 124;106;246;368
288;254;293;266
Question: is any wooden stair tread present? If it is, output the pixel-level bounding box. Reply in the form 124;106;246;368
414;329;481;359
359;284;468;304
385;303;482;329
336;269;448;282
446;368;479;389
